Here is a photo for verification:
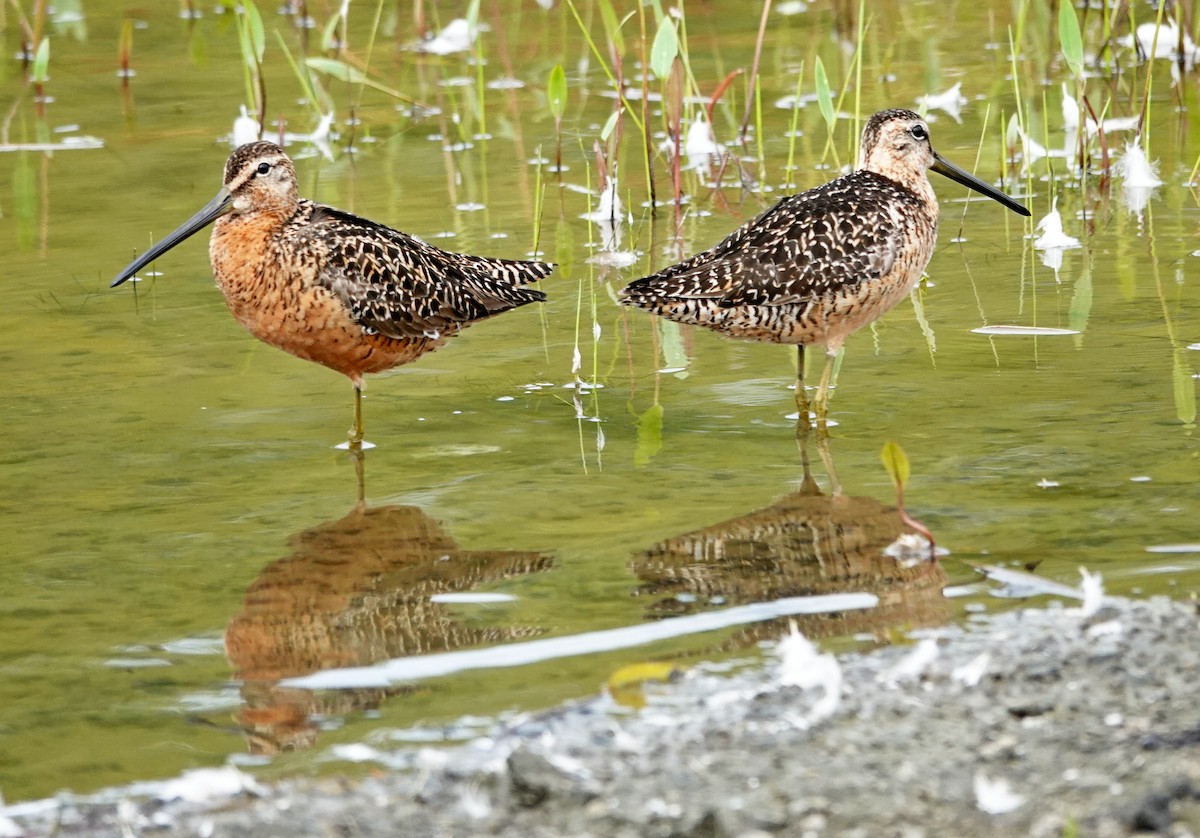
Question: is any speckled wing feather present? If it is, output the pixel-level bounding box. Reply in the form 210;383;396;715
291;203;550;340
622;171;923;308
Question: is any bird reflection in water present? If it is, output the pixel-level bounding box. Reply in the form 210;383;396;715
632;433;947;652
224;502;553;754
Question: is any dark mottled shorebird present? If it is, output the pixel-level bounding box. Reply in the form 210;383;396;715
112;141;551;449
620;109;1029;429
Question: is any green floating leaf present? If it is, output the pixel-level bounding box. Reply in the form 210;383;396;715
880;440;910;491
1058;0;1084;80
547;64;567;122
31;38;50;83
306;56;367;84
649;18;678;80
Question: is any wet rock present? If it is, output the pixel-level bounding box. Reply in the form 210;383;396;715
506;747;597;808
1005;695;1056;718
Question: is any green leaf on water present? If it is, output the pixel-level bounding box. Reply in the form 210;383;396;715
1058;0;1084;80
31;38;50;83
547;64;567;122
880;440;910;491
650;18;678;80
814;56;835;130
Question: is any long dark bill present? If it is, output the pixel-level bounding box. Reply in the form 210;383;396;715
930;154;1030;217
111;188;234;287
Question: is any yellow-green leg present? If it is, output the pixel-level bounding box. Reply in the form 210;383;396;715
348;382;365;449
814;349;838;431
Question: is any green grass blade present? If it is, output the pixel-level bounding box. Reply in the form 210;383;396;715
814;55;835;129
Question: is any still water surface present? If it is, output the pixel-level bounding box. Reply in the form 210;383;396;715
1;0;1197;801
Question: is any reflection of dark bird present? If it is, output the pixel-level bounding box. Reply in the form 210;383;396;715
224;504;553;754
620;109;1029;427
632;491;948;651
112;142;552;448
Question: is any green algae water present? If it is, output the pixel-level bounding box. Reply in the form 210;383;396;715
0;0;1196;802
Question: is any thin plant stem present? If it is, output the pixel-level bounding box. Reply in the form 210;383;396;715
739;0;773;143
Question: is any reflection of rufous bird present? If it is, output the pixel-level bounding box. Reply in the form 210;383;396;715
112;142;551;448
621;109;1029;428
632;491;948;651
224;504;553;754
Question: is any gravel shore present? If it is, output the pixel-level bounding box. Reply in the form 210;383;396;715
6;596;1199;837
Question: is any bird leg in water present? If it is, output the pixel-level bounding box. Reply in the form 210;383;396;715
793;345;812;431
814;348;838;430
795;406;843;495
351;444;367;512
349;382;365;449
815;431;842;496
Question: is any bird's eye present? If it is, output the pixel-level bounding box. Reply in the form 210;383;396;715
256;162;272;175
910;124;928;141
